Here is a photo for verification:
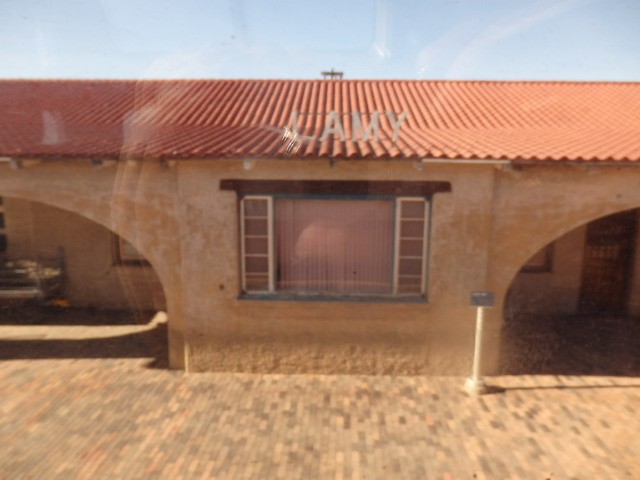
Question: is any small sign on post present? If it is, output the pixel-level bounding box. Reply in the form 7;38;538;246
465;291;494;396
470;291;495;308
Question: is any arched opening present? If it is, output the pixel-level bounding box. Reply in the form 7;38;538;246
500;207;640;376
0;195;168;368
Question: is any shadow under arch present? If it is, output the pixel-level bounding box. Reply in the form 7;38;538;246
0;193;170;366
499;207;640;376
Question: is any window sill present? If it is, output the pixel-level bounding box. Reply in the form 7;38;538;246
239;293;428;304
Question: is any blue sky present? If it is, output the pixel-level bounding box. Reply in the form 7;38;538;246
1;0;639;80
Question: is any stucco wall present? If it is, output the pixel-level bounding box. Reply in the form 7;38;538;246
4;159;640;374
3;197;165;311
176;159;497;374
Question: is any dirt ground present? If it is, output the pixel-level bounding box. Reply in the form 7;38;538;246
500;313;640;376
0;303;167;368
2;303;640;377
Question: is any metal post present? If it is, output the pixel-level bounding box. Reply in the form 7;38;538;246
465;305;489;395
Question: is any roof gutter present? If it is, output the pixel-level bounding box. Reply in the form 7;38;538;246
421;158;640;166
420;158;512;166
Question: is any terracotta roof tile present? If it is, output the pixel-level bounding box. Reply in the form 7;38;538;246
1;78;639;162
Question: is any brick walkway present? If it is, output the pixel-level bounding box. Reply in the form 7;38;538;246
1;356;639;479
1;308;639;479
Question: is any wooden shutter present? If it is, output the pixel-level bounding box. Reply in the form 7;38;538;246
240;196;273;293
394;198;429;294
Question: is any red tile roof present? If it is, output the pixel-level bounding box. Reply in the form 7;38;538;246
1;79;639;162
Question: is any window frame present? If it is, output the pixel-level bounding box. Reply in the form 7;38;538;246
111;234;150;267
239;193;431;301
520;243;554;273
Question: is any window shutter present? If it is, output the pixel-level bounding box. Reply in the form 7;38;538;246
240;196;273;292
394;198;429;294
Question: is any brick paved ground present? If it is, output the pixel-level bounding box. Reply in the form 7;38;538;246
0;308;639;479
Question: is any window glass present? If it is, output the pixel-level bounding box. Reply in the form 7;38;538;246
276;199;394;294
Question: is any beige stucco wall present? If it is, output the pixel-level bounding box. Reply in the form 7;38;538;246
3;197;165;311
3;159;640;374
175;159;495;374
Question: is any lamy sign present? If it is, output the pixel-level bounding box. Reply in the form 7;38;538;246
286;110;408;143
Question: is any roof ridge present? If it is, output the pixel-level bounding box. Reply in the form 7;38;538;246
0;78;639;86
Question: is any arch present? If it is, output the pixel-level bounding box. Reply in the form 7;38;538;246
0;161;185;369
0;160;181;297
0;193;172;367
503;205;640;298
489;167;640;309
498;206;640;375
472;167;640;375
0;191;161;278
0;193;168;310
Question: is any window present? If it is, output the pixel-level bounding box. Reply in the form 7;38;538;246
112;234;149;266
240;195;430;298
520;243;554;273
0;196;6;254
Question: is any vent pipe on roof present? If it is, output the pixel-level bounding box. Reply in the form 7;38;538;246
321;69;343;79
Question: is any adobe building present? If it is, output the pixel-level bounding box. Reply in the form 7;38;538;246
1;79;639;374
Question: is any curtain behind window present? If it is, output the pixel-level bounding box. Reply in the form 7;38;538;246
276;199;393;294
